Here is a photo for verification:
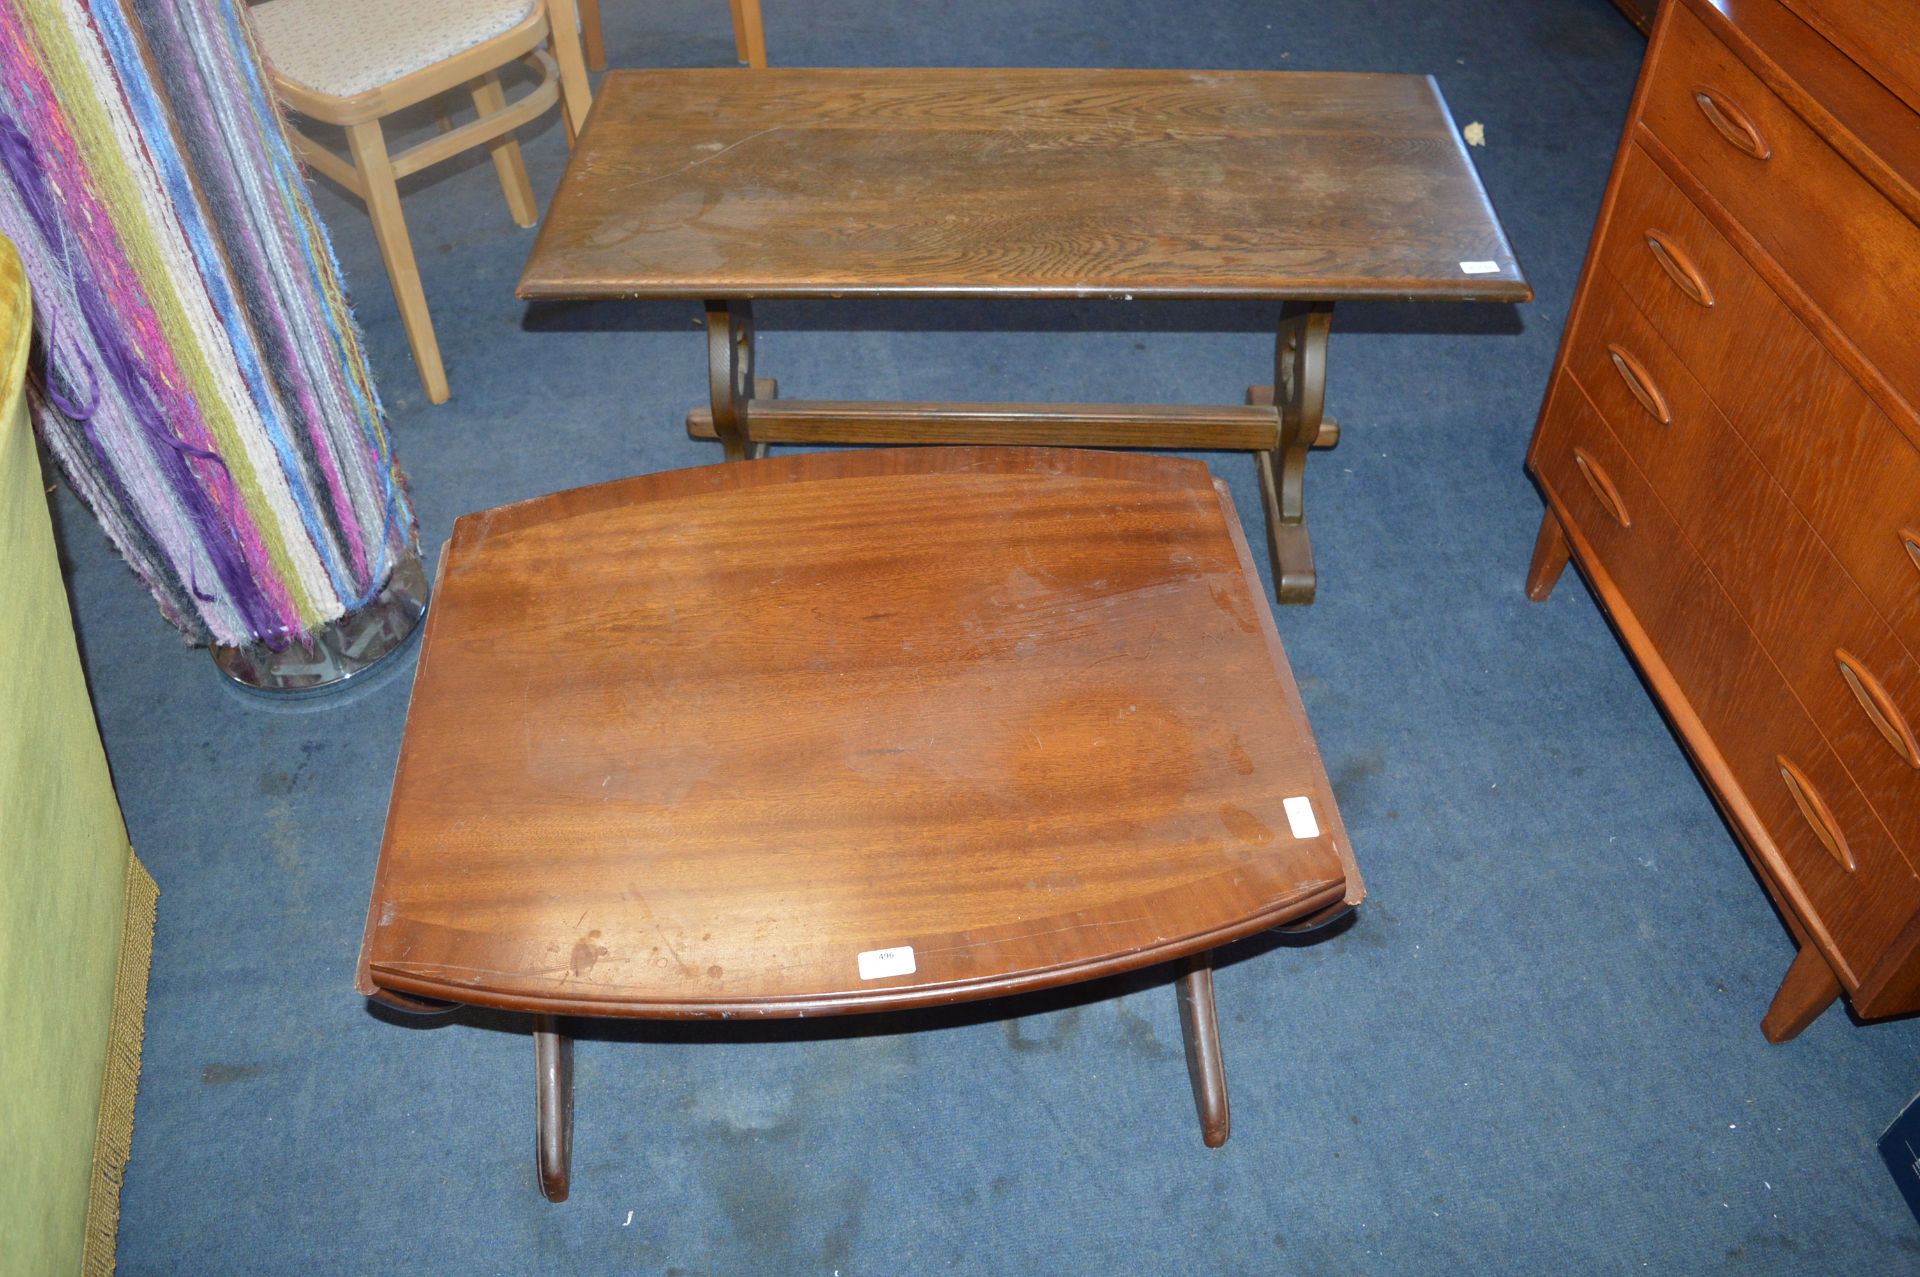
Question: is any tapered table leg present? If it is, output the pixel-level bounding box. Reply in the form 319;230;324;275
534;1015;573;1201
1525;507;1572;601
1761;944;1841;1043
1175;952;1230;1148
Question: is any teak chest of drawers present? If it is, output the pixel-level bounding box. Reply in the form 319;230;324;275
1525;0;1920;1041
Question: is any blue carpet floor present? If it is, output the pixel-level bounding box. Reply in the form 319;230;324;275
59;1;1920;1271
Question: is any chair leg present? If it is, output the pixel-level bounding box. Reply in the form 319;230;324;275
471;73;538;227
733;0;768;67
547;0;596;139
344;118;449;404
575;0;606;73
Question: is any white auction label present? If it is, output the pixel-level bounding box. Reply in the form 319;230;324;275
1459;260;1500;275
1283;795;1321;839
857;946;917;980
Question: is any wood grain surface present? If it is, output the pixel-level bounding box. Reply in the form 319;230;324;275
517;68;1528;302
1642;4;1920;426
1778;0;1920;122
1565;271;1920;872
1594;145;1920;659
1530;381;1920;1013
359;447;1362;1018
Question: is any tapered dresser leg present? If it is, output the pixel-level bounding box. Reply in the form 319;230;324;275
534;1015;574;1201
1525;507;1572;601
1760;945;1841;1043
1175;952;1230;1148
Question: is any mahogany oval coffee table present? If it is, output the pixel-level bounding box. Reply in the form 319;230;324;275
358;446;1364;1200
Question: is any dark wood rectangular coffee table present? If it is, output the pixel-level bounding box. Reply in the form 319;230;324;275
518;67;1528;602
359;447;1363;1199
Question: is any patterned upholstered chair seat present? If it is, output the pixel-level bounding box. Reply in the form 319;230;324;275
250;0;539;99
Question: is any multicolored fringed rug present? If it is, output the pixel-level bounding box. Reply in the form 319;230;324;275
0;0;414;647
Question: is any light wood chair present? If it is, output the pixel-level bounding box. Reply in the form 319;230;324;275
576;0;766;73
250;0;593;404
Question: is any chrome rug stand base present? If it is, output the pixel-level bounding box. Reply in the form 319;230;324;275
210;554;429;695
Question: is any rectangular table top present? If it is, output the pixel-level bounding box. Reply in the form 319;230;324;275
518;67;1529;303
358;448;1362;1019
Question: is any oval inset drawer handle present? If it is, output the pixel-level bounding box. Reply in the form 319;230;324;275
1606;344;1672;424
1571;447;1631;528
1903;528;1920;578
1836;650;1920;768
1693;88;1771;160
1645;231;1715;308
1777;756;1856;872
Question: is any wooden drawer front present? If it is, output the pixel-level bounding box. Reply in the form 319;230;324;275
1778;0;1920;120
1565;279;1920;869
1638;3;1920;419
1532;379;1691;630
1595;145;1920;658
1533;383;1920;982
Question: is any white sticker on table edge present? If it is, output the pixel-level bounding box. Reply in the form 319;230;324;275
1283;795;1320;839
857;946;917;980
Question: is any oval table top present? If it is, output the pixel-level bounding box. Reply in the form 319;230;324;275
358;447;1362;1018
